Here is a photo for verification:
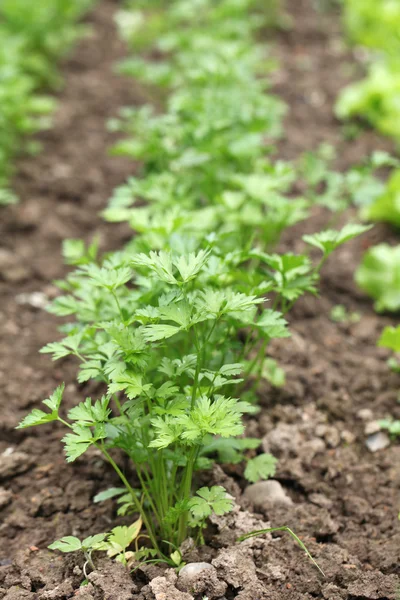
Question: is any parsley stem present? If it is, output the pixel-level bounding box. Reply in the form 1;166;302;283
99;446;163;559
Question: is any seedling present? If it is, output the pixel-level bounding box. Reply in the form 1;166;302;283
238;526;325;576
330;304;361;324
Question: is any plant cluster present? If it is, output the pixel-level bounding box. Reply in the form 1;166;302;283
336;0;400;143
0;0;94;205
18;0;369;568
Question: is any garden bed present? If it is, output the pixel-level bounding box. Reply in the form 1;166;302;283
0;1;399;599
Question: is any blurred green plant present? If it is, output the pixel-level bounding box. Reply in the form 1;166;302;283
0;0;94;205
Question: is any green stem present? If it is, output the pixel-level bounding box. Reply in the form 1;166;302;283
100;446;163;558
176;446;198;545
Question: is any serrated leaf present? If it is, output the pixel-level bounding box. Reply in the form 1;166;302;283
188;485;233;521
62;426;95;463
108;372;150;399
173;249;210;282
142;324;181;341
256;310;290;339
68;396;111;425
131;251;177;284
104;519;142;558
303;223;371;256
244;453;277;483
16;384;64;429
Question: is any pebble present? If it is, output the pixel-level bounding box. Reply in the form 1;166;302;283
341;430;356;444
364;421;381;435
365;432;390;453
357;408;373;421
179;563;214;579
0;451;34;481
243;480;293;509
308;493;333;510
16;291;48;309
315;425;341;448
0;487;12;509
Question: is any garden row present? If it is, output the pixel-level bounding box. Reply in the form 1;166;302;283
17;0;374;568
0;0;93;205
337;0;400;438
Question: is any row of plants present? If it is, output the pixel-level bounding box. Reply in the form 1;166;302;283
337;1;400;440
18;0;369;570
0;0;94;205
336;0;400;143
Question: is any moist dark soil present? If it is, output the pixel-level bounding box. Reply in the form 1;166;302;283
0;1;399;599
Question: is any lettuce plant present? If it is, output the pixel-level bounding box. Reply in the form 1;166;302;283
336;0;400;143
356;244;400;312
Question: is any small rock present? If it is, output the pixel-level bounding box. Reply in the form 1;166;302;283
179;563;214;579
16;292;48;309
365;432;390;453
302;438;326;460
150;574;193;600
357;408;373;421
0;451;34;481
178;563;226;599
309;493;333;510
341;430;356;444
316;425;341;448
364;421;381;435
0;488;12;509
243;480;293;510
262;423;302;456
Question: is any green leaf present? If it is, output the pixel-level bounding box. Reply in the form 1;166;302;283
47;295;80;317
81;533;108;551
173;249;210;282
48;536;82;553
81;264;131;291
93;487;127;503
262;358;286;387
40;332;83;360
149;416;179;449
170;550;183;566
378;326;400;352
178;396;245;442
142;324;181;341
108;372;151;399
303;223;372;256
62;238;98;266
62;425;96;463
379;419;400;437
188;486;233;521
131;251;177;284
244;453;278;483
103;519;142;558
363;170;400;227
256;310;290;339
16;384;64;429
355;244;400;312
201;436;261;465
68;396;110;425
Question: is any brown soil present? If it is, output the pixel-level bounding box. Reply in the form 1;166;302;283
0;1;399;599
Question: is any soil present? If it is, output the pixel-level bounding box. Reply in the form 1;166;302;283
0;0;399;599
